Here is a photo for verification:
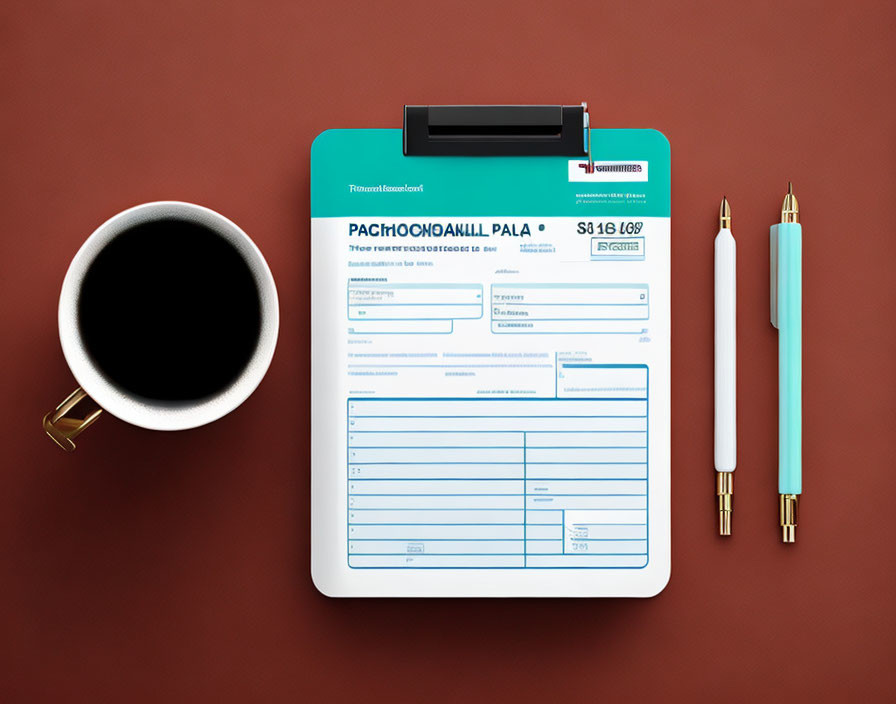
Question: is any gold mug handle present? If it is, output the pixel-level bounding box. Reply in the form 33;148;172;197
43;387;103;451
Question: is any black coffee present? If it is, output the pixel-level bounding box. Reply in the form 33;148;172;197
77;218;262;402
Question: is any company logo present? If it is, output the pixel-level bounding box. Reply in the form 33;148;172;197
591;236;645;260
569;161;649;182
580;163;642;174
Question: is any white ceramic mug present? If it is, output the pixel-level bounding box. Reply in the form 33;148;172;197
43;201;279;450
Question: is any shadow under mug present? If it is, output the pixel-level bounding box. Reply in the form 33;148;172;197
43;201;279;450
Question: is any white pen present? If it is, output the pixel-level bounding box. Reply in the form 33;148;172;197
714;196;736;535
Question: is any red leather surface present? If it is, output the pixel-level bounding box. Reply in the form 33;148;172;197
1;1;893;700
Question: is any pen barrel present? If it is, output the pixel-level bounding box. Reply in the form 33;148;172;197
714;229;736;471
776;223;802;494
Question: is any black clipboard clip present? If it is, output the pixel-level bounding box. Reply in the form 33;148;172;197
403;103;594;169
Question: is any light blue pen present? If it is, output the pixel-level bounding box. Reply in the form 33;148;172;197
770;182;801;543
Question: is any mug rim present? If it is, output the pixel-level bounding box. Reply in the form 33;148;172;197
58;201;279;430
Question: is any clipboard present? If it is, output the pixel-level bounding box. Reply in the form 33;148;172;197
311;105;670;597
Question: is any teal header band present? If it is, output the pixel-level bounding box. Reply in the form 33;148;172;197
311;128;670;218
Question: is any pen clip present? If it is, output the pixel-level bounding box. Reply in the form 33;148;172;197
770;224;779;329
582;102;594;173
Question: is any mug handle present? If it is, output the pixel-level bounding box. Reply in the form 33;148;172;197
43;387;102;451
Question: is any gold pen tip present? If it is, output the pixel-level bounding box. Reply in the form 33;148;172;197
781;183;799;223
719;196;731;229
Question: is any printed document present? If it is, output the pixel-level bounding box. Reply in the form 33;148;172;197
311;129;670;596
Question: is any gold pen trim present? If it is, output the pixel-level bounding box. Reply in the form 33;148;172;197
717;471;733;536
780;493;799;543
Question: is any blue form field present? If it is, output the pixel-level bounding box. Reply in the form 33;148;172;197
348;282;483;335
491;283;648;334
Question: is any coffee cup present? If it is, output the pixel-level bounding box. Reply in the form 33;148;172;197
43;201;279;450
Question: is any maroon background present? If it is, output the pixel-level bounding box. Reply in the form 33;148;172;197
2;1;894;701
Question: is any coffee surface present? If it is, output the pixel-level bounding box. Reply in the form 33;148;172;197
78;218;262;401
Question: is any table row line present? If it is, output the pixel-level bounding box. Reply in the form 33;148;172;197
347;520;647;539
348;495;648;509
347;447;647;463
347;509;647;533
347;431;647;447
348;417;648;432
348;508;646;538
348;554;649;568
348;539;647;555
348;479;646;495
347;400;646;415
352;525;563;540
349;463;648;479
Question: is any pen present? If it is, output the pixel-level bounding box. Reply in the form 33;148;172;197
715;197;735;535
771;183;801;542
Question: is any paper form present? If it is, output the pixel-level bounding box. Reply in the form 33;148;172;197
311;129;670;596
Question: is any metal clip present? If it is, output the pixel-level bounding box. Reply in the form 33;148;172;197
43;388;102;452
770;224;779;329
582;102;594;173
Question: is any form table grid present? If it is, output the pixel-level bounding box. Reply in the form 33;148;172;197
347;387;648;569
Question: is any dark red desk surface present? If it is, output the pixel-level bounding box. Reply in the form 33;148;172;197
2;1;894;701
